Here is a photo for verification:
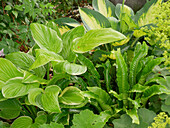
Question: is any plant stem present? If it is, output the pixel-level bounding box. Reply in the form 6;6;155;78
131;37;140;48
105;44;109;52
47;63;50;80
120;0;125;32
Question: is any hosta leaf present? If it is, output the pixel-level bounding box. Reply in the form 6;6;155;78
161;104;170;115
63;61;87;75
46;21;61;38
11;116;32;128
138;57;165;85
6;52;46;78
0;121;10;128
129;42;148;87
92;0;116;17
0;80;5;90
30;23;63;53
22;71;48;84
71;76;88;90
73;28;126;53
29;49;64;70
115;49;129;100
107;17;119;30
0;58;23;82
79;7;111;30
72;109;107;128
61;26;85;62
87;87;112;105
126;108;139;124
59;86;85;105
28;85;61;113
115;4;134;19
2;77;39;98
77;54;100;79
0;99;21;119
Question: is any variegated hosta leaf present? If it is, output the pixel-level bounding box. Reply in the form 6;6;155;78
92;0;116;17
2;77;39;98
30;23;63;53
73;28;126;53
61;26;85;62
46;21;61;38
115;49;129;101
126;108;139;124
29;49;64;70
79;7;111;30
0;58;23;82
59;86;86;105
115;4;134;19
6;52;46;78
63;61;87;75
28;85;61;113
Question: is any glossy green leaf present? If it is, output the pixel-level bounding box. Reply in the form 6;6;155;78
29;49;64;70
2;77;39;98
79;7;111;30
0;81;5;90
107;17;119;30
4;5;11;10
0;99;21;119
63;61;87;75
28;85;61;113
30;23;63;53
71;76;88;91
115;4;134;19
92;0;116;17
126;108;139;124
59;86;85;105
129;42;148;87
138;57;165;85
130;84;148;93
73;28;126;53
142;85;170;100
115;48;129;101
12;11;18;18
77;54;100;79
46;21;61;38
6;52;46;78
61;26;85;62
0;58;23;82
11;116;32;128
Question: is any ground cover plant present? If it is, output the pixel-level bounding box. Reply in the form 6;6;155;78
0;0;170;127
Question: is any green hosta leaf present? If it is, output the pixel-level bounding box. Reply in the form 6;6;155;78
2;77;39;98
126;108;139;124
61;26;85;62
0;121;10;128
113;108;156;128
77;54;100;79
142;85;170;100
0;81;5;90
79;7;111;30
73;28;126;53
40;122;64;128
63;61;87;75
107;17;119;30
115;4;134;19
29;49;64;70
0;99;21;119
28;85;61;113
115;48;129;100
46;21;61;38
138;57;165;85
72;109;108;128
129;42;148;87
87;87;112;105
0;58;23;82
92;0;116;17
11;116;32;128
30;23;63;53
6;52;46;78
22;71;48;84
71;76;88;91
59;86;85;105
